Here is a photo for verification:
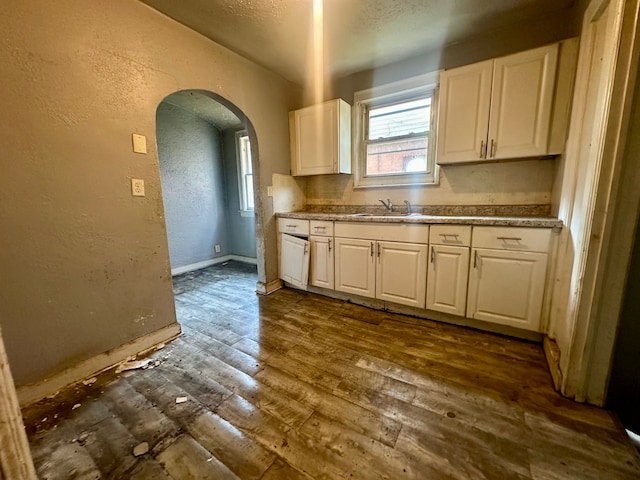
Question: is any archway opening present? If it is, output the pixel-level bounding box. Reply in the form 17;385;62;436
155;89;266;313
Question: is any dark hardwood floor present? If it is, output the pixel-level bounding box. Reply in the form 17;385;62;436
25;261;640;479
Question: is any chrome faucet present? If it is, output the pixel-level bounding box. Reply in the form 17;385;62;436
404;200;412;214
379;198;393;211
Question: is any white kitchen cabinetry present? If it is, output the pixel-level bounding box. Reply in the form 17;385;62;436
467;227;551;331
334;237;376;298
334;223;429;308
278;218;310;290
289;99;351;176
376;241;428;308
309;221;334;290
426;225;471;316
438;44;559;164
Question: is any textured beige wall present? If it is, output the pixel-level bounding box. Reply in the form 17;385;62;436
0;0;298;385
303;9;580;209
305;159;555;207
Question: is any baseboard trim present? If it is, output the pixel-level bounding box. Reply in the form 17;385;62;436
543;335;563;391
256;279;283;295
171;255;257;276
228;255;257;265
17;323;182;407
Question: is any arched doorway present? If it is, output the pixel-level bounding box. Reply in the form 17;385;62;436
154;90;265;291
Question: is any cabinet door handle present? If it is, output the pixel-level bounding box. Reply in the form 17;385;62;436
497;236;522;241
480;140;485;159
328;238;332;252
303;243;308;255
430;246;435;263
474;250;478;268
370;242;374;257
377;243;381;259
490;139;496;157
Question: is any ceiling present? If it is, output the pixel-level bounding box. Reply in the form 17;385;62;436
140;0;576;85
162;90;243;129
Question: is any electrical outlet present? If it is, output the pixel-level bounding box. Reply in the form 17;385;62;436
267;186;273;197
215;244;221;253
131;179;145;197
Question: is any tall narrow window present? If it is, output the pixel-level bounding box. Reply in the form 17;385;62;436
236;132;254;214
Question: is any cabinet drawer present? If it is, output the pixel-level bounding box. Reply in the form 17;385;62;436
472;226;551;253
278;218;310;236
310;220;334;237
430;225;471;246
334;222;429;244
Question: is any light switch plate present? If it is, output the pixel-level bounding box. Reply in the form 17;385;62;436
131;179;145;197
132;134;147;154
267;186;273;197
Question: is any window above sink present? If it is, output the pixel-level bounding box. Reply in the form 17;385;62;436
353;71;440;189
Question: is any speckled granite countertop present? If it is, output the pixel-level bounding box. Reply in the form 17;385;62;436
276;211;563;229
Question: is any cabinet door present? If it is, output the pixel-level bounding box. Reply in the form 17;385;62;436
426;245;470;316
467;248;548;331
334;237;375;298
309;235;334;290
487;44;559;159
290;101;338;176
376;241;428;308
437;60;493;164
279;233;310;290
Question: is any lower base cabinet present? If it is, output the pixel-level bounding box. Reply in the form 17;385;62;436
467;248;548;331
426;244;470;316
334;237;376;298
309;235;334;289
279;233;310;289
279;217;555;335
376;241;428;309
334;237;428;309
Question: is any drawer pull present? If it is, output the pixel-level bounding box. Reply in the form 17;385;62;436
286;224;297;228
497;236;522;241
440;233;459;239
314;226;326;231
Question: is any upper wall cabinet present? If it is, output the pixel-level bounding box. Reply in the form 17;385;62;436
289;99;351;176
437;44;560;164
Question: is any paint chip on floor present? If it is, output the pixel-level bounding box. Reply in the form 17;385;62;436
133;442;149;457
175;396;188;404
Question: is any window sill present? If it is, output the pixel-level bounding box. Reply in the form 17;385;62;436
240;210;255;218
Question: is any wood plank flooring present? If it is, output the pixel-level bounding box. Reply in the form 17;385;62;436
24;261;640;479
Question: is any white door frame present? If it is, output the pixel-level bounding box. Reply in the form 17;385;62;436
0;326;37;479
556;0;640;404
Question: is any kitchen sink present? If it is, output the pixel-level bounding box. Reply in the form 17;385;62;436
350;212;421;217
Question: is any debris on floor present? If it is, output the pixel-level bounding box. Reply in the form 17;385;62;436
175;396;188;404
133;442;149;457
71;403;81;410
82;377;97;386
116;358;153;373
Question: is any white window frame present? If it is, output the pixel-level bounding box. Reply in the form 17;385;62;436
235;131;254;217
353;71;440;188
